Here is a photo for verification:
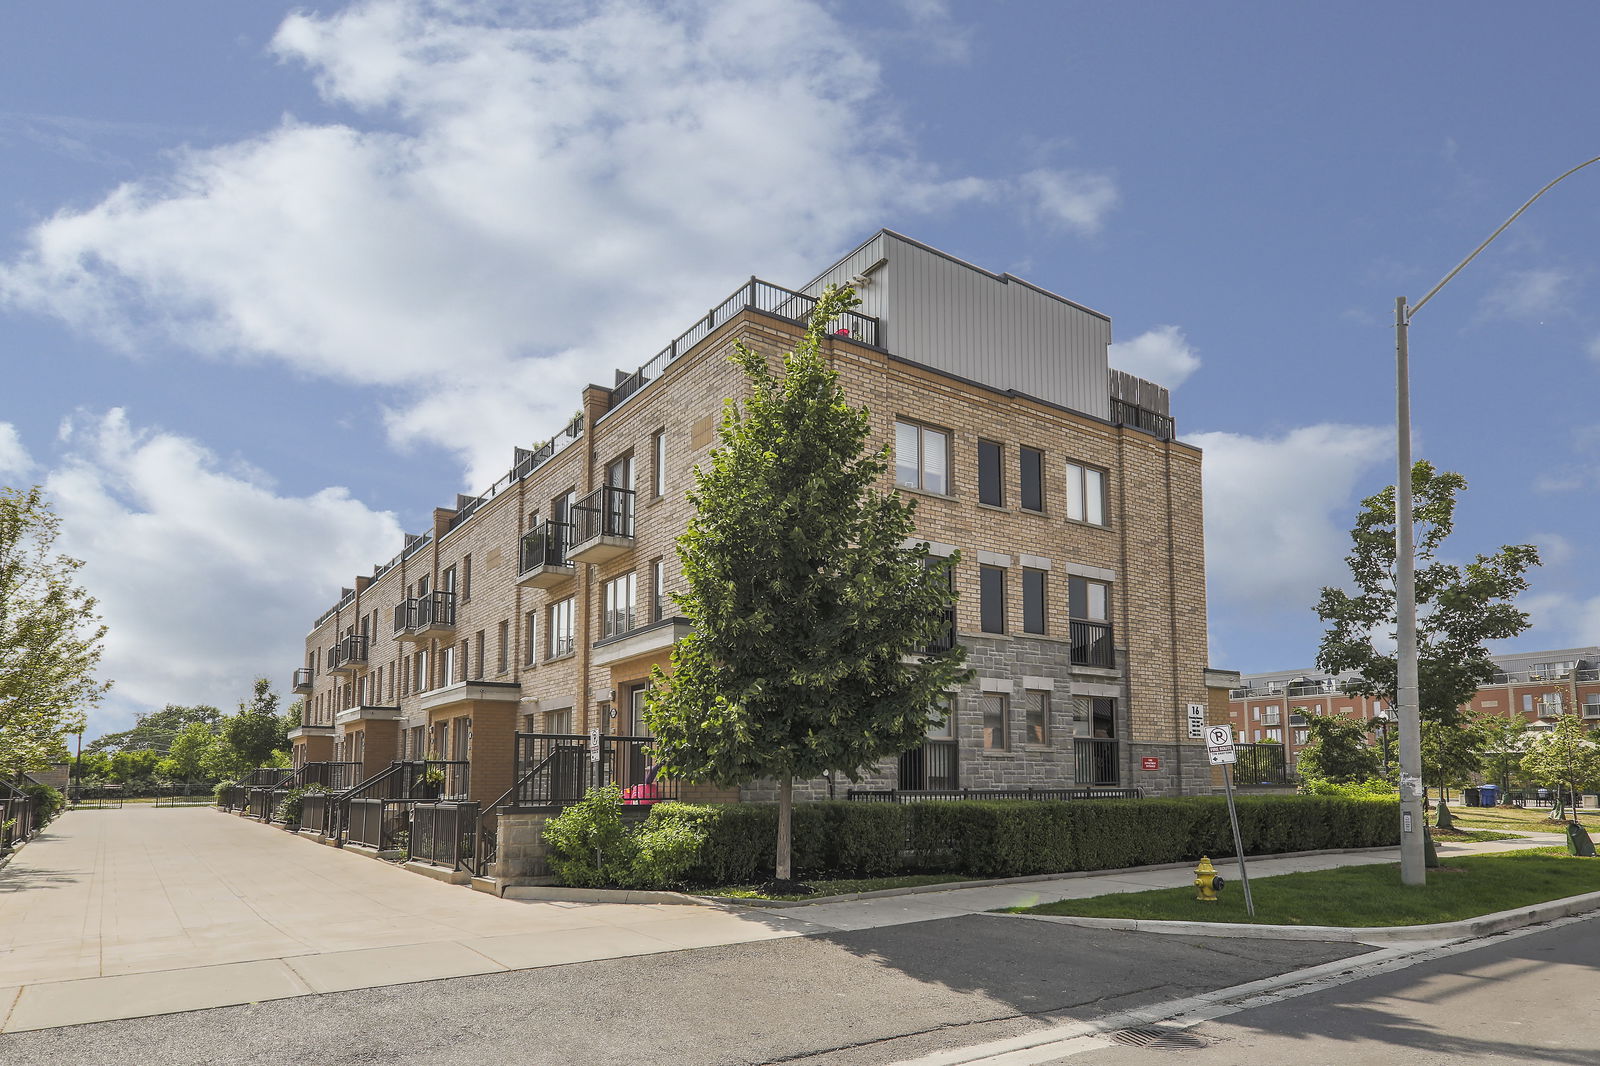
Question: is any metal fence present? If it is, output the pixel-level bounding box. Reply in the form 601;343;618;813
1073;737;1120;787
410;801;481;869
346;798;411;850
300;791;331;836
508;733;678;808
848;787;1142;803
1231;743;1292;787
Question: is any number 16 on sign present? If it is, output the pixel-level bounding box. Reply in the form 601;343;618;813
1204;725;1254;917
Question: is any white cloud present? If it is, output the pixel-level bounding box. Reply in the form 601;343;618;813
1530;532;1574;568
0;422;32;478
1019;167;1119;235
1108;325;1200;389
1587;334;1600;365
1481;268;1570;320
1513;590;1600;652
1192;423;1392;610
37;410;403;736
0;0;1097;489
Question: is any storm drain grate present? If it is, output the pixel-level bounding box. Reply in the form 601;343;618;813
1108;1026;1208;1051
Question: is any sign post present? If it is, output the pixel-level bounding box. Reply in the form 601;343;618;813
1206;725;1255;917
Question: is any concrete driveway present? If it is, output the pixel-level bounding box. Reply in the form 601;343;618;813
0;806;807;1032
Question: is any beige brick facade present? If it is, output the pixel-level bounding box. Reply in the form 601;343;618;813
291;233;1215;801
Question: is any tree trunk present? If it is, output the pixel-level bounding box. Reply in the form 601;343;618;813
776;774;793;882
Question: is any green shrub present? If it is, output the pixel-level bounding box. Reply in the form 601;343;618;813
19;783;65;825
272;784;328;826
637;796;1400;886
213;780;238;805
541;786;640;888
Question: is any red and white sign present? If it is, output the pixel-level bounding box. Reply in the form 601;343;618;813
1141;757;1161;771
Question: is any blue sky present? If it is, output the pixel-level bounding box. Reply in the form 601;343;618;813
4;1;1598;736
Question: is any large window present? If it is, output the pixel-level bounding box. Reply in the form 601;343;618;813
549;597;575;658
1020;446;1043;512
1065;462;1107;525
977;439;1004;506
895;420;950;495
980;565;1007;634
603;572;636;638
981;693;1009;751
1022;568;1047;634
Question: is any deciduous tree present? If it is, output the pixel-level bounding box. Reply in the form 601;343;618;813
645;287;970;885
1521;715;1600;821
1294;709;1380;785
0;486;108;777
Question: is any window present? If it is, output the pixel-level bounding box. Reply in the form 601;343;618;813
981;693;1008;751
1087;696;1117;738
1065;462;1106;525
414;649;428;693
545;708;572;734
441;643;455;686
603;572;636;638
651;558;666;622
1266;728;1283;742
1022;568;1047;634
1020;446;1043;512
977;440;1003;506
462;554;472;601
895;420;949;495
1025;691;1049;745
1068;576;1113;667
652;429;667;498
549;597;575;657
440;566;455;595
1522;694;1534;713
629;684;653;737
473;631;484;680
1068;576;1110;622
498;621;510;674
1586;694;1600;718
525;610;538;665
1294;729;1310;745
980;565;1006;634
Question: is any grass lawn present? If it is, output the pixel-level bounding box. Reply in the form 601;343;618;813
696;873;970;901
1010;848;1600;927
1431;828;1523;843
1449;804;1599;833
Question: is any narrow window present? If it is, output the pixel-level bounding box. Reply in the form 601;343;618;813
462;554;472;601
549;597;575;658
498;620;510;674
982;694;1009;751
651;558;666;622
977;439;1003;506
1026;691;1050;745
473;631;484;679
1068;576;1113;667
652;429;667;498
603;573;637;638
1020;446;1043;512
525;610;538;665
1022;568;1046;634
980;565;1006;634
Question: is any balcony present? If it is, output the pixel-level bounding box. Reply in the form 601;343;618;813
568;486;635;563
1288;713;1308;727
1263;710;1281;727
516;521;576;589
1073;738;1120;787
921;608;956;656
328;634;370;675
292;667;313;694
394;590;456;643
1069;620;1115;669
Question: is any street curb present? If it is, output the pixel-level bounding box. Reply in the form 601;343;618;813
998;887;1600;942
502;885;718;906
703;845;1403;909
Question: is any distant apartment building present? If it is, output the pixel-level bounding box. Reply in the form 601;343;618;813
289;230;1215;811
1228;645;1600;765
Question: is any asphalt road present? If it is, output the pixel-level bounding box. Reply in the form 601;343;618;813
1056;914;1600;1066
0;914;1368;1066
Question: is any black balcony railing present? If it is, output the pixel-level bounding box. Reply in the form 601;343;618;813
1110;397;1175;441
393;600;414;634
898;739;958;790
921;608;956;655
292;667;313;690
573;486;635;545
1232;742;1291;787
417;590;456;629
520;520;573;574
1070;620;1115;668
330;633;369;670
1074;737;1120;786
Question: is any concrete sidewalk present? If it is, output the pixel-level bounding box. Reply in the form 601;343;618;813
0;806;1563;1033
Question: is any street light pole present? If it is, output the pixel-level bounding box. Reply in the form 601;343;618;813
1392;155;1600;886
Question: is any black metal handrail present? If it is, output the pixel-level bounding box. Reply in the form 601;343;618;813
1070;620;1115;668
393;600;414;634
1110;397;1174;441
422;759;471;802
520;520;573;574
417;589;456;629
599;735;679;805
1074;737;1120;787
411;801;480;870
330;761;430;843
338;633;369;667
292;667;313;689
573;486;634;545
509;733;591;808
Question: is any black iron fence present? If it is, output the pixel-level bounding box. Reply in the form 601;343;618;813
346;797;411;850
300;791;331;836
422;760;471;802
1231;743;1291;787
520;520;573;574
1074;737;1120;786
410;801;480;869
508;733;678;809
849;786;1141;802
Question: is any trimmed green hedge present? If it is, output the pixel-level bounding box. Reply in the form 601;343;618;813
641;796;1399;885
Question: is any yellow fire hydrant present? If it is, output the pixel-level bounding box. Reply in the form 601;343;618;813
1194;855;1224;902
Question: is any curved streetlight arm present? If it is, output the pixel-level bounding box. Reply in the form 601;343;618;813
1408;155;1600;320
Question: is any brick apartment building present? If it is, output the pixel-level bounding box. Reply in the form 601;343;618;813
288;230;1215;811
1228;645;1600;767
